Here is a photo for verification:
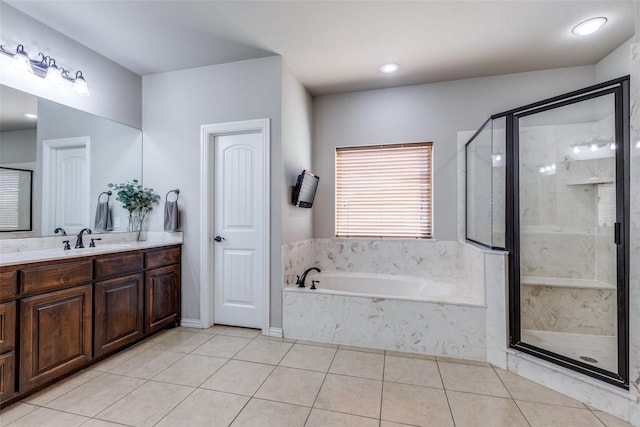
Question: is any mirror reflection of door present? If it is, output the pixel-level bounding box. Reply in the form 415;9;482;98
42;137;91;235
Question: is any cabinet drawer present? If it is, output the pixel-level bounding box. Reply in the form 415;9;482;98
0;301;16;353
145;246;181;269
95;252;144;280
0;269;18;300
21;260;92;295
0;351;16;403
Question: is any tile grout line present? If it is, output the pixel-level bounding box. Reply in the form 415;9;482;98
303;343;340;425
490;364;532;427
225;329;288;426
435;359;458;427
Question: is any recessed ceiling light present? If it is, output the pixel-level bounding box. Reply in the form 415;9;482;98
380;63;399;73
24;113;37;119
572;17;607;36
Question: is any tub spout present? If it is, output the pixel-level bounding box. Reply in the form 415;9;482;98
296;267;321;288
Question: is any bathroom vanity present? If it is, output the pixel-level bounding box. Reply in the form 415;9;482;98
0;242;181;407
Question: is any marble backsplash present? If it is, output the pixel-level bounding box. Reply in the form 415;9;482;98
283;238;466;285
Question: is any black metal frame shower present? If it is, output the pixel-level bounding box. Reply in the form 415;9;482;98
465;76;630;388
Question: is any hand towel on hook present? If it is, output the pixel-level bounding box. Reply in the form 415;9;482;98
94;191;112;232
164;189;180;232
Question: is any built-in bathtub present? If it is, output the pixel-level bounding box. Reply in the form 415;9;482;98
282;270;488;359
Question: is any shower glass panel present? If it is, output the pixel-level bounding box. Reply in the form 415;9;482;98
517;93;618;374
465;117;506;249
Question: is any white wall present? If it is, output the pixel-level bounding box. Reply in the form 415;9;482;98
142;56;284;325
0;3;142;128
281;63;314;245
312;66;596;240
0;129;36;164
595;37;633;83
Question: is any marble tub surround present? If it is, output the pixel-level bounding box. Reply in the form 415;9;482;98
283;290;487;359
283;238;466;286
0;231;183;266
282;239;315;285
282;240;507;361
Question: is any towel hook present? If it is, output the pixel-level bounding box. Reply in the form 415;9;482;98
98;190;112;203
165;189;180;202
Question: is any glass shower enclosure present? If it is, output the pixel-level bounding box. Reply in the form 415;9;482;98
466;77;630;388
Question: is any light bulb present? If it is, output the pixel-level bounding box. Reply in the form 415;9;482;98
539;167;546;173
46;63;63;86
12;46;32;73
572;17;607;36
609;143;616;150
590;143;598;152
73;71;90;96
380;63;399;73
494;154;502;161
573;146;580;154
551;164;556;170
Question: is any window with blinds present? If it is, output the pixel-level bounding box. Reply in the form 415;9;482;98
335;142;432;238
0;168;21;230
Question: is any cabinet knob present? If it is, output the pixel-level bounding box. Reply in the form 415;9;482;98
214;236;225;243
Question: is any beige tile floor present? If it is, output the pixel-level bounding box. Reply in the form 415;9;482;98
0;326;632;427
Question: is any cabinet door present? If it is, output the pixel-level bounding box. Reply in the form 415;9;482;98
0;301;16;354
20;285;92;392
145;265;180;334
0;351;16;403
94;274;144;357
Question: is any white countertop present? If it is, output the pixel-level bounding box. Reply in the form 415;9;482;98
0;232;183;267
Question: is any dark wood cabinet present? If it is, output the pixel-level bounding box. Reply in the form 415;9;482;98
0;302;16;354
94;273;144;357
1;244;180;407
0;351;16;402
145;264;180;334
0;301;16;402
19;284;92;392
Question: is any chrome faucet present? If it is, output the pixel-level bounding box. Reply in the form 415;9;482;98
74;228;92;249
54;227;67;236
296;267;321;288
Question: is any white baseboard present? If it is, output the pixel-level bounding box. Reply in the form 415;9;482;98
269;327;283;338
180;318;203;328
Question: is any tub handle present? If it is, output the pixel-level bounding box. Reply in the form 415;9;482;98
311;280;319;290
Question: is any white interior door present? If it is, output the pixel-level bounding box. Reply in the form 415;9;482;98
213;132;265;328
42;137;90;235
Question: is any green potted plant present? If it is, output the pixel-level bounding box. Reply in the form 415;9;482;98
108;179;160;240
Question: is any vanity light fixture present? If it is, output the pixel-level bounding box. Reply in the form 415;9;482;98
0;43;89;95
572;17;607;36
380;63;399;73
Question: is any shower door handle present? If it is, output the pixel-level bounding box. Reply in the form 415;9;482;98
614;223;621;245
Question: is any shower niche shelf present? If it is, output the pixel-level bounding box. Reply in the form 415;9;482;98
521;276;615;290
565;177;614;186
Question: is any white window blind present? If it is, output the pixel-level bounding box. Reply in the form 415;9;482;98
0;169;20;230
336;142;432;238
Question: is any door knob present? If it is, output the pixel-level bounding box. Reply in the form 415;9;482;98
214;235;225;242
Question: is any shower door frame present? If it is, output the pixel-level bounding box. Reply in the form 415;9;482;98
505;76;630;389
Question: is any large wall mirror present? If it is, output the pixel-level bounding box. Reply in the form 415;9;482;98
0;85;143;237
